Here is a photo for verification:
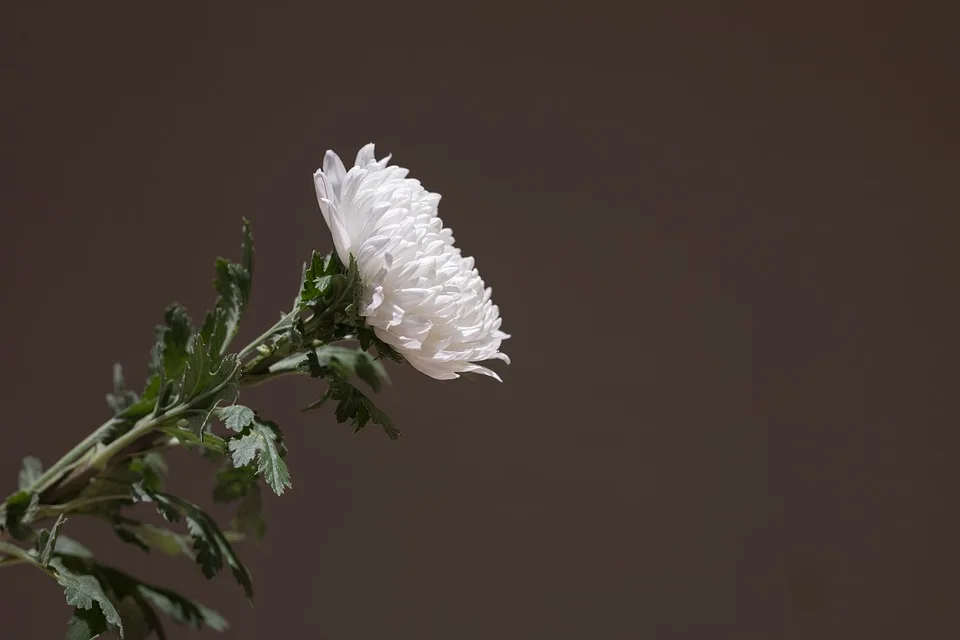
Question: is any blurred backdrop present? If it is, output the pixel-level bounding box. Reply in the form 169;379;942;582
1;2;956;638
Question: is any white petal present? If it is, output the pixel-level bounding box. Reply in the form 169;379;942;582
355;143;377;167
322;150;347;201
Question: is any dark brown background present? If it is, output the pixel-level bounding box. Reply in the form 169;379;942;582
1;2;956;638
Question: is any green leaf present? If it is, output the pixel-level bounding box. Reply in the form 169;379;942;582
1;490;39;540
153;304;194;381
178;407;217;440
314;274;332;295
201;219;255;356
199;306;228;360
18;456;43;490
115;523;193;558
131;485;181;524
228;418;292;496
78;455;166;505
214;259;249;346
66;606;109;640
90;560;227;638
127;453;167;493
55;535;93;558
122;302;194;423
298;345;390;391
52;558;123;637
180;335;211;400
159;426;227;455
217;405;256;432
138;584;229;632
309;377;399;441
38;514;67;567
180;335;240;411
298;250;329;306
133;488;253;598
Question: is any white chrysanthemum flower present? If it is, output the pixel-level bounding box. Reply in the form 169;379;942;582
313;143;510;381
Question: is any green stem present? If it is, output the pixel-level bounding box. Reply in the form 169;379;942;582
8;308;305;515
0;557;27;569
24;417;123;496
237;311;297;361
88;360;241;470
0;541;49;574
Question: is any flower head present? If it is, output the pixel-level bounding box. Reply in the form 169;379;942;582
313;144;509;381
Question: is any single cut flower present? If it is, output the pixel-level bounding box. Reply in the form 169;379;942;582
313;144;510;381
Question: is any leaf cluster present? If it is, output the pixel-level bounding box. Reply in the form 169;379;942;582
54;549;228;640
298;251;402;363
300;347;399;440
0;220;413;639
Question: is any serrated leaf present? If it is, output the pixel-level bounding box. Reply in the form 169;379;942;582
298;250;328;306
52;559;124;637
59;563;156;639
301;350;324;378
227;434;258;468
213;260;248;348
180;336;240;411
228;419;292;496
131;485;181;524
71;560;227;636
217;405;256;432
199;306;227;360
180;335;211;400
321;377;400;440
18;456;43;490
66;606;109;640
200;220;255;356
133;488;253;598
154;304;194;380
138;584;229;632
39;514;67;566
179;408;217;440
